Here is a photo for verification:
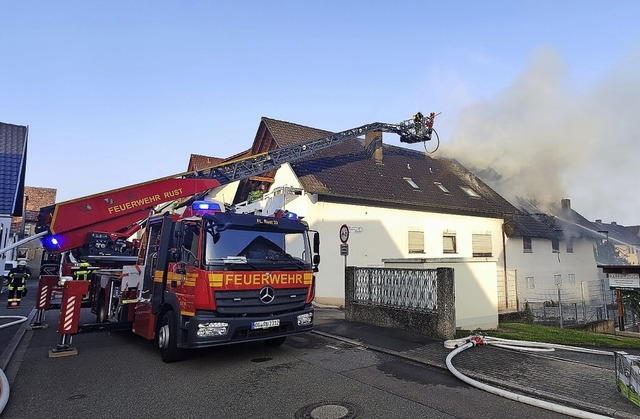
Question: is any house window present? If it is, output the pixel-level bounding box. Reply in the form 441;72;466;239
408;230;424;253
554;274;562;286
523;236;532;253
434;182;450;194
472;233;492;257
568;273;576;284
404;177;420;190
459;185;480;198
552;238;560;253
525;276;535;289
443;233;457;254
566;238;574;253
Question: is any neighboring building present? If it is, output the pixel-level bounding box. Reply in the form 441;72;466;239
204;117;520;330
501;197;640;325
0;121;28;276
592;219;640;266
504;199;608;321
187;154;225;172
10;186;57;266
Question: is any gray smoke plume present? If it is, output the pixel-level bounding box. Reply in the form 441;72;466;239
441;47;640;225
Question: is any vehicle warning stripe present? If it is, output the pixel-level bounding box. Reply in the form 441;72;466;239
62;296;77;332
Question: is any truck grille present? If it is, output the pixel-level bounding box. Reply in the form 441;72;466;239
215;287;308;316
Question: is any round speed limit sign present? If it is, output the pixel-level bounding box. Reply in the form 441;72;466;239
339;224;349;244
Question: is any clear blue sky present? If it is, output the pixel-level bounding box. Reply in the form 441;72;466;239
2;1;639;224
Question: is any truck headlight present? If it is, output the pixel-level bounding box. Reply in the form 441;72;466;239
197;322;229;337
297;312;313;326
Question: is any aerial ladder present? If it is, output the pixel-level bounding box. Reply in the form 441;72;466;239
34;112;436;254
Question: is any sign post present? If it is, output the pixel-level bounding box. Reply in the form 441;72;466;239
339;224;349;268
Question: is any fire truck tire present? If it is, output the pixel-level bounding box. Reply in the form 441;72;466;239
158;310;184;363
96;292;107;323
264;337;286;347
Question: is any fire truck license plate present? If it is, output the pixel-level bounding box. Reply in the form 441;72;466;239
251;319;280;329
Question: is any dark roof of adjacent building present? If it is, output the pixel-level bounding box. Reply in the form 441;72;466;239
506;197;602;241
248;117;519;218
0;122;28;216
592;220;640;247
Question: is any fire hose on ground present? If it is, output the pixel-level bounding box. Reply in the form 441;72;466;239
0;315;28;415
444;335;614;419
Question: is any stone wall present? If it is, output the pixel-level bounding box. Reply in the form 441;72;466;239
344;266;455;340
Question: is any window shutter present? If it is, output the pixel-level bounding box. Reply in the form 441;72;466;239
408;230;424;253
443;233;456;253
472;234;492;257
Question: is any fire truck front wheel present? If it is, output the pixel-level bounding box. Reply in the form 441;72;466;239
158;310;185;363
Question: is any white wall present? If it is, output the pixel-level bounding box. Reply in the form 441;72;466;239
505;236;601;305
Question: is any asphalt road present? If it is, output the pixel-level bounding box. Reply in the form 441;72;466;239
0;308;572;419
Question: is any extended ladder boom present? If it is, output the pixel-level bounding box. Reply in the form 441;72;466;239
36;114;435;253
194;117;434;185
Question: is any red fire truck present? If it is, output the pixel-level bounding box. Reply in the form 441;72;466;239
29;113;435;362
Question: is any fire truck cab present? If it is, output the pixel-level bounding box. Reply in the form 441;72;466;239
91;201;319;362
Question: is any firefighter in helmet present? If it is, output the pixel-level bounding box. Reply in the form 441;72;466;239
6;260;31;308
412;112;425;138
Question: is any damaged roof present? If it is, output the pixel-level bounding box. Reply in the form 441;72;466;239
504;213;563;240
259;117;519;218
507;198;603;241
0;122;28;217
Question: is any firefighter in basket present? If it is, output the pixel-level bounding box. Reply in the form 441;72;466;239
6;260;31;308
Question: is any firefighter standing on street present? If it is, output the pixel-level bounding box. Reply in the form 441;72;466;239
6;260;31;308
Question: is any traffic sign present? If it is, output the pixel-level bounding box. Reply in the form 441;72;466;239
339;224;349;243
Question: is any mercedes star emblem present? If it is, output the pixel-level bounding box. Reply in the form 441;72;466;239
259;286;275;304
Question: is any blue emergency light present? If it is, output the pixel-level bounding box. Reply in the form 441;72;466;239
191;201;221;215
42;235;61;251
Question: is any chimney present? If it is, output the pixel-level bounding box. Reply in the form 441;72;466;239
612;221;617;226
365;131;383;164
596;219;602;224
561;198;571;210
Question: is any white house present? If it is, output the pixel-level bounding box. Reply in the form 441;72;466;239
201;117;520;330
503;198;618;322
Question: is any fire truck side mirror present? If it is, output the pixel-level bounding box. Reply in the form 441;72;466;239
313;232;320;253
176;262;186;275
312;232;320;271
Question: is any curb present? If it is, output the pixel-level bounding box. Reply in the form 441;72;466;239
0;308;36;371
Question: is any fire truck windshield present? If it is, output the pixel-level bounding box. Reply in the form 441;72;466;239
204;227;312;269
